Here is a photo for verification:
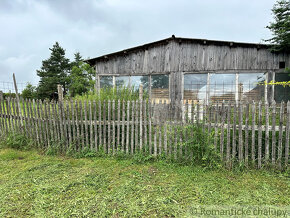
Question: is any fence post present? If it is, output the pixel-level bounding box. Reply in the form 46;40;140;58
139;84;143;100
0;91;3;101
57;85;63;103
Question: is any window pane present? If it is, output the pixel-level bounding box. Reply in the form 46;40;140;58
100;76;113;88
239;73;266;102
151;74;169;101
184;73;207;101
131;76;149;91
116;76;130;89
274;73;290;103
210;74;236;102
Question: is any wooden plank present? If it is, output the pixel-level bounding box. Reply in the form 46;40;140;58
58;100;64;150
131;101;135;154
232;102;237;161
103;101;107;153
121;100;125;152
75;101;80;150
226;102;231;167
94;101;98;151
117;100;121;150
6;98;13;133
44;100;51;147
285;101;290;168
244;101;249;166
70;100;76;145
11;98;17;132
220;101;225;161
89;101;94;150
139;100;143;151
271;101;276;165
126;101;130;154
98;100;102;150
143;100;147;153
214;102;218;150
112;100;116;154
50;100;57;145
277;101;284;169
135;100;139;151
40;100;48;148
79;101;84;149
159;121;162;155
258;101;262;168
54;101;60;144
174;124;177;159
164;121;167;155
65;102;71;147
251;101;256;165
154;124;157;157
265;102;270;163
84;101;89;148
35;100;42;147
107;100;111;153
238;101;243;163
148;100;152;155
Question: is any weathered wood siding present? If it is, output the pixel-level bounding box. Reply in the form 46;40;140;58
94;40;290;75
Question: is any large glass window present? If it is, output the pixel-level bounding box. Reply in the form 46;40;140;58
239;73;266;102
209;74;236;102
151;74;169;102
184;73;207;101
131;76;149;91
100;76;113;88
115;76;130;89
274;73;290;103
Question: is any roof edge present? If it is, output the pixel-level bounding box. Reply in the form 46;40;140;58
85;35;272;65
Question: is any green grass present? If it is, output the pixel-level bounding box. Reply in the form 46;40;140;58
0;148;289;217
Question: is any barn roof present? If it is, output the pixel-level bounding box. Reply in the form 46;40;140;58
85;35;271;65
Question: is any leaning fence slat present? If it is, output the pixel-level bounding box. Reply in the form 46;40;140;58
277;101;284;169
154;124;157;157
271;101;276;165
1;98;8;134
139;100;143;151
11;98;16;132
70;100;76;145
148;100;152;155
258;101;262;168
44;101;51;147
79;101;85;149
50;100;57;145
285;101;290;168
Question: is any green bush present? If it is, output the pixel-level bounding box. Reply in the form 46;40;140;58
0;132;32;150
179;124;221;168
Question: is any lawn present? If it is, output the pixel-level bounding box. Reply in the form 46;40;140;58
0;148;289;217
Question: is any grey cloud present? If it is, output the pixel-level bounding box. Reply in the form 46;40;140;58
0;0;277;86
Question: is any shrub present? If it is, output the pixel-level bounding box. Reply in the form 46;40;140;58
0;132;32;150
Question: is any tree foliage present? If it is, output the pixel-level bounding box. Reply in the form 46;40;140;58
266;0;290;52
36;42;70;100
21;83;37;99
68;53;95;97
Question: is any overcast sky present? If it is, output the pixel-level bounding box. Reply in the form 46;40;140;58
0;0;277;88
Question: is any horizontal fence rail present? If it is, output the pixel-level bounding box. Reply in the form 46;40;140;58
0;97;289;170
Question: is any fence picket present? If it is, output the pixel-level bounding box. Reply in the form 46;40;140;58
131;101;135;154
126;101;130;154
285;101;290;168
251;101;256;165
238;101;243;163
244;101;249;166
271;101;276;165
265;102;269;163
107;100;111;153
89;101;94;150
258;101;262;168
277;101;284;169
122;100;125;152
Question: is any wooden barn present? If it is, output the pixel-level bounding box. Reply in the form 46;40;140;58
86;35;290;104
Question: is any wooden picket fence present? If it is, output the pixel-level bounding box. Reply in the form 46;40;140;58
0;97;289;170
